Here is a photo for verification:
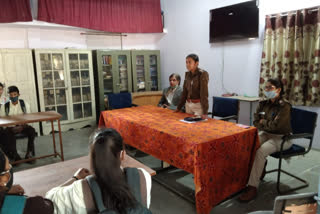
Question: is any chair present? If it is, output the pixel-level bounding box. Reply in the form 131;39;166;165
210;96;239;122
248;192;319;214
265;108;318;194
106;93;137;110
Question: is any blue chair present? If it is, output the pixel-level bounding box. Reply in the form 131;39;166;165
266;108;318;194
210;96;239;122
106;93;137;110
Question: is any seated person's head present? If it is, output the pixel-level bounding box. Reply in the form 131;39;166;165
0;150;13;193
8;86;20;103
264;78;284;99
0;83;4;97
169;73;181;88
89;128;137;212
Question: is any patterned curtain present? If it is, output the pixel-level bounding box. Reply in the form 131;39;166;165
259;8;320;106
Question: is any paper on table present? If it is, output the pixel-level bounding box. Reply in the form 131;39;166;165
179;119;208;124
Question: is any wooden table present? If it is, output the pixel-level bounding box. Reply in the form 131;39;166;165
222;96;260;125
0;111;63;165
14;155;156;197
99;106;259;214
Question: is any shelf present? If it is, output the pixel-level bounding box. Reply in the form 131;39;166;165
104;90;112;93
43;87;54;90
102;64;112;66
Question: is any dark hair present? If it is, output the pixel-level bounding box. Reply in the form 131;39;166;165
186;54;199;62
0;83;4;88
169;73;181;85
267;78;284;98
8;86;19;94
0;149;6;173
89;129;137;214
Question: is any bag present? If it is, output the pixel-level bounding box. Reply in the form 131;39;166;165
5;99;26;116
0;195;26;214
86;168;151;214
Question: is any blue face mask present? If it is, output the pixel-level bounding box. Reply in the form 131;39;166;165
264;90;277;99
9;96;18;103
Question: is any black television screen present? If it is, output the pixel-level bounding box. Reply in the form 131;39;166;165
209;0;259;43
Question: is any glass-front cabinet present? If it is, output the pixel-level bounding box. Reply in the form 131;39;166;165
131;50;161;92
93;50;132;115
35;50;96;135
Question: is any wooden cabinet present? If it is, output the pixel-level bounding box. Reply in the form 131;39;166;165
34;49;96;135
0;49;40;134
131;50;161;92
93;50;132;116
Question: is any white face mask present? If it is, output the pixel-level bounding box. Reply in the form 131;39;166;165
264;90;278;99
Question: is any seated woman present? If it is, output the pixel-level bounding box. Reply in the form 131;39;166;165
239;78;292;202
46;128;152;214
158;73;182;110
0;149;53;214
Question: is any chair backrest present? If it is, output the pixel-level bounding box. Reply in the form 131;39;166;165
107;93;132;109
212;96;239;117
291;108;318;135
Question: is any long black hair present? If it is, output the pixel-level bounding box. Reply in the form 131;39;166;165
186;54;199;62
89;128;137;214
267;78;284;98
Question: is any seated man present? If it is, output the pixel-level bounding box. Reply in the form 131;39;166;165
158;73;183;110
0;86;36;162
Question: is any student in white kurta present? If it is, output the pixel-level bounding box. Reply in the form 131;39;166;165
0;86;36;162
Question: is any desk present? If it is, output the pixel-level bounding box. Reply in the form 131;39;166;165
0;111;63;165
223;96;260;125
99;106;259;214
14;155;155;197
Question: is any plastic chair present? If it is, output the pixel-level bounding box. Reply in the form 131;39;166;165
266;108;318;194
210;96;239;122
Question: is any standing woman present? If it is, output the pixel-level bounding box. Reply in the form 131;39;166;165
158;73;183;110
176;54;209;118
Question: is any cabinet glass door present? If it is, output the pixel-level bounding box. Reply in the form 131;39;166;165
149;55;158;91
118;55;129;92
136;55;145;91
102;55;113;93
69;53;92;119
40;53;68;121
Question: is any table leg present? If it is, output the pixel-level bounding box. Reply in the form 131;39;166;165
51;121;57;157
58;120;64;161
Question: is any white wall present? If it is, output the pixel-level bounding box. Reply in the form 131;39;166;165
158;0;320;149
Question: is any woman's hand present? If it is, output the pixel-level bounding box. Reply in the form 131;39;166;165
8;184;25;195
74;168;90;180
162;104;168;108
174;109;180;113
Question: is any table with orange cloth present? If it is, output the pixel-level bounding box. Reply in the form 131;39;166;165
99;106;260;214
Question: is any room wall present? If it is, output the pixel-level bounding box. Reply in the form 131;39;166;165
158;0;320;149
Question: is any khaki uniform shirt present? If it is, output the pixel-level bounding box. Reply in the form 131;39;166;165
253;98;292;135
177;68;209;114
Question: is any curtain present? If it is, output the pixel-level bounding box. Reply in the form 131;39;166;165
259;8;320;106
37;0;163;33
0;0;32;23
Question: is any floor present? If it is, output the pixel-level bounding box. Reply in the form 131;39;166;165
13;126;320;214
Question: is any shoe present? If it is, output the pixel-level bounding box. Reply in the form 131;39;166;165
260;160;268;181
25;152;36;164
238;186;257;202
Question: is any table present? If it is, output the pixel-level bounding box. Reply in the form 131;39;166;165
14;155;155;197
0;111;64;165
223;96;260;125
99;106;260;214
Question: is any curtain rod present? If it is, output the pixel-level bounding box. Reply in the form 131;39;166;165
80;32;127;37
268;7;319;18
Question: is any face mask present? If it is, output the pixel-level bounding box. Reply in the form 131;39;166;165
264;90;277;99
170;85;178;90
9;96;18;103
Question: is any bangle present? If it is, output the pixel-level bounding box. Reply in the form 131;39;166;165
72;176;79;180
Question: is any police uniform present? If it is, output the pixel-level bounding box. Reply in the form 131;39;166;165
248;97;292;188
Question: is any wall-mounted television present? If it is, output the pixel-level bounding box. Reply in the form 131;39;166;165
209;0;259;43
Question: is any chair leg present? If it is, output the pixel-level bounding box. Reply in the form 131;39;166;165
266;157;309;194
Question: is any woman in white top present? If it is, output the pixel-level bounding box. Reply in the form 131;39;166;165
46;128;152;214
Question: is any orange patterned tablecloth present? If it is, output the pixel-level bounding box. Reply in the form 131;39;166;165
99;106;260;214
